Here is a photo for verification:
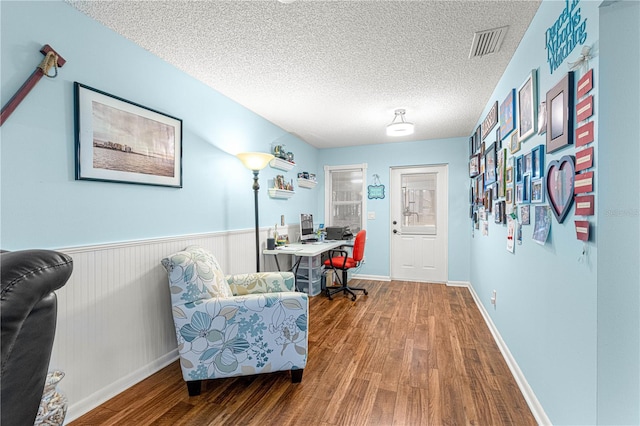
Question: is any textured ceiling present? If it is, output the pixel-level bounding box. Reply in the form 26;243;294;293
66;0;541;149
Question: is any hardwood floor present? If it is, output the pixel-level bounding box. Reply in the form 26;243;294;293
70;281;536;425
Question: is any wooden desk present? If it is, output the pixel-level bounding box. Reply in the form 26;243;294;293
263;240;345;295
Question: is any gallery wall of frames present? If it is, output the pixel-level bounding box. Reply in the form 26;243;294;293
469;65;596;251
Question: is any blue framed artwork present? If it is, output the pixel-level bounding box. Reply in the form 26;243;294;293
499;88;516;140
531;144;545;179
515;155;524;183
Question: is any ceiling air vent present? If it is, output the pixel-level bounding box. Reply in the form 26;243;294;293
469;25;509;58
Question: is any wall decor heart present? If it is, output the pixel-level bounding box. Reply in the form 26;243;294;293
546;155;575;223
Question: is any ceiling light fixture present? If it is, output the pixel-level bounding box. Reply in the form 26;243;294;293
386;109;414;137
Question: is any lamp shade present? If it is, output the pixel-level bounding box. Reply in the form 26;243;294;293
236;152;274;171
386;109;414;137
386;122;415;136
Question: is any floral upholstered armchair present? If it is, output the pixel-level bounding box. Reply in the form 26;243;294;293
161;245;308;396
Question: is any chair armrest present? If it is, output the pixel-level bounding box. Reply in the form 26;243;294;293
326;249;351;269
226;271;295;295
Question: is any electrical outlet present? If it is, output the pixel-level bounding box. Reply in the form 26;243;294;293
281;215;285;226
490;290;497;306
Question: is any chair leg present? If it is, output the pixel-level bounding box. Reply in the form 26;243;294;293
187;380;202;396
325;268;367;301
291;369;304;383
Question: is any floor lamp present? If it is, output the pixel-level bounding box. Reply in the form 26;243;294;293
236;152;274;272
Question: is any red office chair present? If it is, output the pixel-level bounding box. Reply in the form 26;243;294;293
324;230;368;301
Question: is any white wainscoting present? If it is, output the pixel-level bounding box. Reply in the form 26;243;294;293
53;226;296;423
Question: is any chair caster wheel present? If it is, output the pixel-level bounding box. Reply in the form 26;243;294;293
351;295;356;301
364;290;368;295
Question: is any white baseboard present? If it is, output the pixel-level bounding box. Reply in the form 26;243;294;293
466;284;551;426
64;350;179;424
352;273;391;281
446;280;471;287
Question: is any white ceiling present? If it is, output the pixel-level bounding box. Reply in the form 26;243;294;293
66;0;541;149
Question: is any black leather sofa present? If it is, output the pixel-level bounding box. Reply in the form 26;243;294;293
1;249;73;426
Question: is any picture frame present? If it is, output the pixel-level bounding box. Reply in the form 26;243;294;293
546;155;576;223
516;182;524;204
494;200;503;224
531;178;545;203
74;82;183;188
484;143;497;187
520;204;531;225
515;155;524;183
482;101;499;140
484;188;493;213
497;148;507;198
522;174;531;204
506;166;514;184
469;153;481;178
499;88;516;140
537;101;547;135
496;127;502;150
524;152;533;175
546;71;575;153
506;187;513;205
531;144;545;178
509;131;521;154
475;174;485;205
518;69;538;143
476;125;482;150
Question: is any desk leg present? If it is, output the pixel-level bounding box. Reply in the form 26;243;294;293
292;256;303;292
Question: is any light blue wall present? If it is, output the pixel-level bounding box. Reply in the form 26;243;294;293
597;1;640;424
3;1;638;423
470;1;601;424
317;137;470;282
0;1;320;251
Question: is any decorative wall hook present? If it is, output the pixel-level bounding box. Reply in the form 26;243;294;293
0;44;66;127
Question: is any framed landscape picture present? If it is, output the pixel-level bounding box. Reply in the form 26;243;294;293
74;82;183;187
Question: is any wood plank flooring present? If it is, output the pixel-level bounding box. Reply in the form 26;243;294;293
70;281;536;425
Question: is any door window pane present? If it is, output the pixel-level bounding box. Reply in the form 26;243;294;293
400;172;436;233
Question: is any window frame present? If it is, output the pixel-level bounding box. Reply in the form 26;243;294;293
323;163;368;233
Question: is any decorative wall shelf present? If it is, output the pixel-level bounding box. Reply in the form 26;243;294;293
268;188;295;199
297;178;317;189
269;157;295;172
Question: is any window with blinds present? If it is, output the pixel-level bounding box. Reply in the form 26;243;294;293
324;164;367;233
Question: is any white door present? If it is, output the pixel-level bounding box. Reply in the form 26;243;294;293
390;165;448;283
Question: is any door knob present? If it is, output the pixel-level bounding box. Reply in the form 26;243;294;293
393;229;398;234
392;220;397;225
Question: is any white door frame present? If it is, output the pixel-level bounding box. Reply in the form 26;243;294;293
389;164;448;283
